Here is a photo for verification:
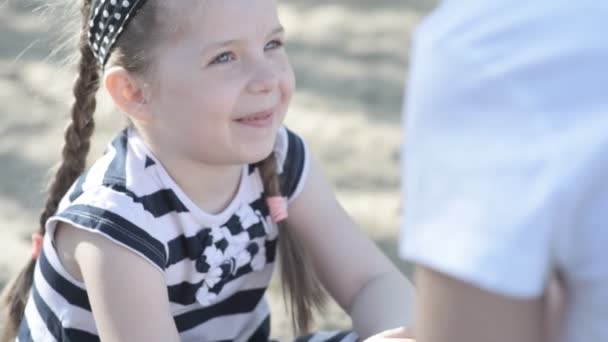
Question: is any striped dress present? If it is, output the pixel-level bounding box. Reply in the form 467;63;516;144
18;126;358;342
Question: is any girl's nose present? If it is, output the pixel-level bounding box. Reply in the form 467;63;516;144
247;62;279;94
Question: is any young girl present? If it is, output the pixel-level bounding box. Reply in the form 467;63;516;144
0;0;413;341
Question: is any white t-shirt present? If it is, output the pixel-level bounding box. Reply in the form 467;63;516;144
400;1;608;341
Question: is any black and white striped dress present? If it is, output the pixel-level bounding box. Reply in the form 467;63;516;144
18;126;358;342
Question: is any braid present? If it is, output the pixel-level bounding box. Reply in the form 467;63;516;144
0;1;100;340
38;21;99;232
257;153;327;335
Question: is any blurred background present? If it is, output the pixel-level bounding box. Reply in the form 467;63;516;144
0;0;437;339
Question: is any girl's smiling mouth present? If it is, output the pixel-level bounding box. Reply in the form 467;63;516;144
235;109;275;127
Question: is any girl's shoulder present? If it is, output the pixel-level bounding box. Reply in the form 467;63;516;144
46;129;174;271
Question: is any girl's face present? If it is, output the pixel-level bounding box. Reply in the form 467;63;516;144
144;0;294;165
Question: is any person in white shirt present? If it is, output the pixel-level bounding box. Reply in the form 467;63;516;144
372;1;608;342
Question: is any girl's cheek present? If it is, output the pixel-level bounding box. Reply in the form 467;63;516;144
285;70;296;101
278;60;295;97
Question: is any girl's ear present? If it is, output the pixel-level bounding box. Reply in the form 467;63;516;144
103;66;153;123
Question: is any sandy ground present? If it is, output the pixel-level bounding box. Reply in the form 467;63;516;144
0;0;437;339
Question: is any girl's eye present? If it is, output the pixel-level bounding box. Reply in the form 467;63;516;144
210;52;236;65
265;39;284;51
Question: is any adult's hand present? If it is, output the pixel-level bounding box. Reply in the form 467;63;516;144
363;326;415;341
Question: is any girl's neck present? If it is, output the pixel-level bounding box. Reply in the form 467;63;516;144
168;158;243;216
137;131;243;215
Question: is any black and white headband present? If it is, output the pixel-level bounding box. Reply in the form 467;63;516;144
87;0;147;67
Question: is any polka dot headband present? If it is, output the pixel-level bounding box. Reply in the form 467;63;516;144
88;0;147;67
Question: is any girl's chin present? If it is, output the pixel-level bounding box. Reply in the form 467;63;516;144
245;146;277;165
230;124;280;164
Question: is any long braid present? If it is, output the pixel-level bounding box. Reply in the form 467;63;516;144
257;153;327;335
0;1;100;340
38;13;99;231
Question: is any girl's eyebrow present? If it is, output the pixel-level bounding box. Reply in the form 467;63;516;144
202;26;285;51
267;26;285;37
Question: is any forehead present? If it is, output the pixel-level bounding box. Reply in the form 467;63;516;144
158;0;281;43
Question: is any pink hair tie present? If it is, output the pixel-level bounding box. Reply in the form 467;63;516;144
266;196;288;223
31;233;44;259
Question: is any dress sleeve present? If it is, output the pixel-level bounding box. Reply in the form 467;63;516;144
273;126;310;203
46;185;168;272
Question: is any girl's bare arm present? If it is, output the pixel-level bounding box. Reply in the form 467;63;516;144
286;158;415;338
55;223;180;342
